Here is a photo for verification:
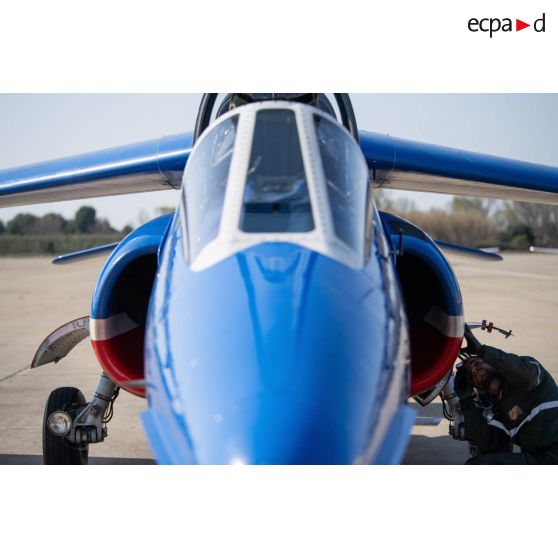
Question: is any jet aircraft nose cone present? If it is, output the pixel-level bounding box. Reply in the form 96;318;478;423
191;393;353;465
144;240;412;464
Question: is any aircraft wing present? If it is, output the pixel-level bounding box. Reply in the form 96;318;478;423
360;131;558;205
4;127;556;208
0;132;193;208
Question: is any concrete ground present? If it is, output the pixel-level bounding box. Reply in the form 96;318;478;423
0;253;557;465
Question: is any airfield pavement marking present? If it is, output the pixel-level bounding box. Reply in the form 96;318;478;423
0;253;557;465
0;366;30;384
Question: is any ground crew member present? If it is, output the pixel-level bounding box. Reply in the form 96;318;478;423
454;325;558;464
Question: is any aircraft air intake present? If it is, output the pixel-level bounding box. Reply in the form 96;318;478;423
90;214;174;397
380;212;464;396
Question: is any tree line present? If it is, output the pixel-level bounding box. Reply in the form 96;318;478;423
0;206;132;236
1;199;556;251
375;193;558;250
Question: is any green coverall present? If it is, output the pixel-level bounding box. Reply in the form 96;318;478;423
462;345;558;465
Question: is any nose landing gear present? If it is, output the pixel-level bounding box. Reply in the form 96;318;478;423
42;373;119;465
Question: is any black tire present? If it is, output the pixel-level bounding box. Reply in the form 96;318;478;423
43;387;89;465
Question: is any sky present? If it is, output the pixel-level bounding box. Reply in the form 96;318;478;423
1;93;557;229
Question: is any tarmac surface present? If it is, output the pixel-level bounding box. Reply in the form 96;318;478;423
1;253;557;465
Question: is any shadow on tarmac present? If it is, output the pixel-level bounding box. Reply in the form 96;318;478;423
0;454;155;465
1;444;468;465
1;401;470;465
402;435;470;464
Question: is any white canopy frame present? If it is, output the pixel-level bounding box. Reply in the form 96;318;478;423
180;101;371;272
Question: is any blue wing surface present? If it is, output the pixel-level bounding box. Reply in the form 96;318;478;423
360;131;558;205
51;242;120;265
0;132;193;208
3;127;556;209
434;240;503;261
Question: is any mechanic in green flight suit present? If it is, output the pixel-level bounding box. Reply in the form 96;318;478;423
454;325;558;464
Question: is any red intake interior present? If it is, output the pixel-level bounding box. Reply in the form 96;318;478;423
91;255;157;397
396;253;463;396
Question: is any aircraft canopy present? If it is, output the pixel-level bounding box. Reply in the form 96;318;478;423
181;102;371;272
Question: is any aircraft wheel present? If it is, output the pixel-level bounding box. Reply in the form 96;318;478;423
43;387;89;465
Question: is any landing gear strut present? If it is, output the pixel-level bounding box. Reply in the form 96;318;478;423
42;372;119;465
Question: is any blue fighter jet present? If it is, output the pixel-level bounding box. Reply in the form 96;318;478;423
1;93;557;464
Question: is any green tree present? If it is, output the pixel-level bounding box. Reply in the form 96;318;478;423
373;190;416;213
494;201;558;249
451;196;492;216
32;213;68;235
7;213;38;235
73;206;97;233
508;202;558;247
373;189;394;211
89;218;115;234
0;220;5;234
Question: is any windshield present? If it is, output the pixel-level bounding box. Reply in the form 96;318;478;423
183;116;238;260
315;114;368;257
181;102;368;272
240;109;314;233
